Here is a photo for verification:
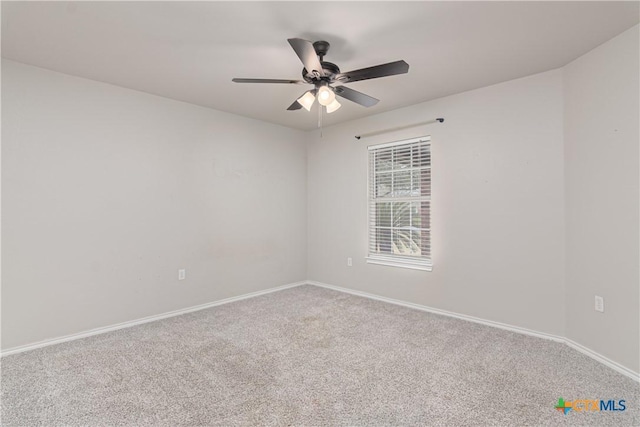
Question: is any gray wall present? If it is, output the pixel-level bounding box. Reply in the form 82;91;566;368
307;70;566;336
564;25;639;372
2;60;308;349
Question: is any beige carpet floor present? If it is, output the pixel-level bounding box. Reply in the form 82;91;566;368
2;285;638;426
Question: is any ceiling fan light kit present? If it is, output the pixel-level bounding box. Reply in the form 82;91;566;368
317;84;336;106
297;91;316;111
326;99;341;114
232;38;409;118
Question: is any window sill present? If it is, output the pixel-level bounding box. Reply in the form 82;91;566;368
366;256;432;271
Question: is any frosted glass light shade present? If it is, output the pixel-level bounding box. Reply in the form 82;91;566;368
317;86;336;106
326;99;341;114
297;91;315;111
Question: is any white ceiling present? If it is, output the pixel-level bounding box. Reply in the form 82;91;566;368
2;2;638;131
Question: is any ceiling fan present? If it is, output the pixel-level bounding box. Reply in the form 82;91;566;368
232;38;409;114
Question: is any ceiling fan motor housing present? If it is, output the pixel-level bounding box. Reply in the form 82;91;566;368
303;61;340;83
301;40;340;83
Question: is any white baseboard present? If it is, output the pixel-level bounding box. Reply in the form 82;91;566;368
1;281;307;357
308;281;565;342
4;278;638;383
307;280;640;383
565;339;639;382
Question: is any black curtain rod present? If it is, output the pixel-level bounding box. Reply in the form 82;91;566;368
355;118;444;140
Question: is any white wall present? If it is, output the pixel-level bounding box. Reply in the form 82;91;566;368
307;70;566;336
1;60;308;350
564;25;639;373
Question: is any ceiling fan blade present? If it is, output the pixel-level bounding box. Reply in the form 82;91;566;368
232;78;305;84
336;60;409;83
287;38;325;77
287;100;302;110
334;86;379;107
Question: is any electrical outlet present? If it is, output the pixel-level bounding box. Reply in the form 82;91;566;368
347;257;353;267
595;295;604;313
178;269;186;280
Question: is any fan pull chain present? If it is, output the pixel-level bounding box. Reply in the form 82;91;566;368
318;104;323;138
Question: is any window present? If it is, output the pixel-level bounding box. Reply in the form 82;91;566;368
367;136;432;271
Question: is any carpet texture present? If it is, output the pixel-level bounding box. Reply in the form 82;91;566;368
2;285;638;426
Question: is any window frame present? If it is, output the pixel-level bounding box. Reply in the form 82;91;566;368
366;136;432;272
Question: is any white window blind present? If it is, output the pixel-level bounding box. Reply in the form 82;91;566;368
367;136;432;271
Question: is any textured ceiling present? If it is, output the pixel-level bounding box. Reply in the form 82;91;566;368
2;1;639;130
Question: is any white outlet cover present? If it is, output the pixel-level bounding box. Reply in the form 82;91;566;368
347;257;353;267
595;295;604;312
178;269;186;280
